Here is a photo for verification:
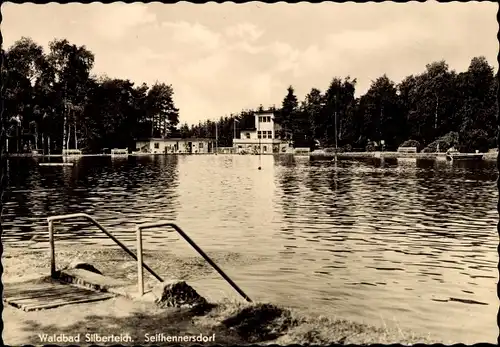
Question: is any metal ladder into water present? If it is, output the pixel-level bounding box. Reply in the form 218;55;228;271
4;213;252;311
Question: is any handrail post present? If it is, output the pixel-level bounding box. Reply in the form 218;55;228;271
136;226;144;296
49;220;56;277
46;213;164;285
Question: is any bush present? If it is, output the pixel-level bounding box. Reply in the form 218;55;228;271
422;141;442;153
399;140;421;150
422;132;459;153
339;144;352;153
487;137;497;150
365;143;376;152
459;129;489;153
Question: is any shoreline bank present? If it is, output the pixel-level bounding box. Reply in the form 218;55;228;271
313;151;497;160
3;247;436;345
4;151;497;160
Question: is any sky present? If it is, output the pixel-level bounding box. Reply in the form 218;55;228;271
2;2;498;125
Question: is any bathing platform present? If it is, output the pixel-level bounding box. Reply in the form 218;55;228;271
3;276;115;312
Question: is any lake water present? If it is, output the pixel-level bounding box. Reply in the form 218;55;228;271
2;155;498;343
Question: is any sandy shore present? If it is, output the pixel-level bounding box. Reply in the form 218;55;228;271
3;246;437;345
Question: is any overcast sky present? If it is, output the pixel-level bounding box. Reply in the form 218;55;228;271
2;2;498;125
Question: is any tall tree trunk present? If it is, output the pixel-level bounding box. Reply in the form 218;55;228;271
17;126;21;153
62;103;67;152
74;121;78;149
34;133;38;151
435;95;439;130
41;134;45;155
150;114;154;138
67;122;71;150
48;135;51;155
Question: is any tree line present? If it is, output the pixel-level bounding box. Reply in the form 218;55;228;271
2;36;498;154
178;57;498;153
2;37;180;154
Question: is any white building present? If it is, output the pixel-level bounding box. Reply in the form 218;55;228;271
135;138;215;154
233;111;291;154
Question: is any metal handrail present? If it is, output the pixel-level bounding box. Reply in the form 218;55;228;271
47;213;163;282
136;221;252;302
47;213;252;302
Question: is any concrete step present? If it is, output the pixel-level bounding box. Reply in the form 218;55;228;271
57;269;127;289
56;269;161;303
56;269;132;294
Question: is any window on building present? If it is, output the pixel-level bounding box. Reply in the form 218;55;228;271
245;133;250;139
262;132;267;139
257;131;262;139
263;146;267;152
267;131;273;138
199;142;204;149
154;142;160;149
266;116;271;122
259;116;263;123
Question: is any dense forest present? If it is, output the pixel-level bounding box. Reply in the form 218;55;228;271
183;58;498;152
2;37;180;154
2;37;498;154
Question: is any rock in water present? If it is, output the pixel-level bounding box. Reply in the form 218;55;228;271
152;280;208;309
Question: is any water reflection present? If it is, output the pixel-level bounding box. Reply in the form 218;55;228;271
270;157;496;343
2;155;497;343
3;156;180;245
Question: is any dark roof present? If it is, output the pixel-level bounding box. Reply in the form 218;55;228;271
254;110;276;115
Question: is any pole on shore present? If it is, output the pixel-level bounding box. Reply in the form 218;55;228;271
334;108;338;164
215;122;218;155
258;114;261;170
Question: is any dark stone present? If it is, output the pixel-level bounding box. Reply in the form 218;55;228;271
63;260;103;275
152;280;208;309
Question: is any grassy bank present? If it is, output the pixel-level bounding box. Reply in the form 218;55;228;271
3;293;433;346
3;246;436;345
